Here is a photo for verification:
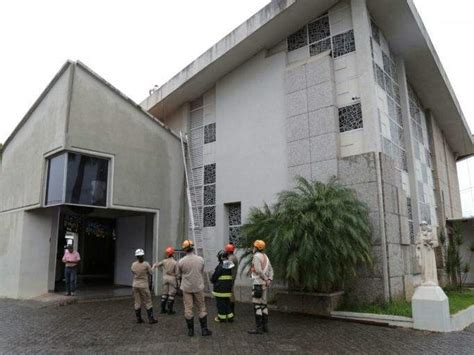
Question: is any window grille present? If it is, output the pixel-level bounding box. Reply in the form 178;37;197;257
332;30;356;58
288;26;308;51
308;16;330;43
227;202;242;246
203;185;216;206
309;38;331;56
339;103;363;133
203;206;216;227
204;123;216;144
204;164;216;185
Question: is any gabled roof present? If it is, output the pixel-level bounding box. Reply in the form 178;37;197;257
2;61;180;152
140;0;473;158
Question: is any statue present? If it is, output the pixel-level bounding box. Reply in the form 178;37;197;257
415;221;439;286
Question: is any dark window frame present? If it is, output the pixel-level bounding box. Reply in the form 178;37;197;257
44;151;110;208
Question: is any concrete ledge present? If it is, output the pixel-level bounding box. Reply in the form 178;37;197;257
450;305;474;332
331;311;414;328
276;291;344;316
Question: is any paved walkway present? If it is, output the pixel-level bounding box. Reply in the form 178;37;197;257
0;297;473;354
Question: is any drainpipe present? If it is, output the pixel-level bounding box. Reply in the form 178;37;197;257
375;152;390;302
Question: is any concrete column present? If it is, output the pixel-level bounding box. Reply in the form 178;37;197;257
397;59;422;228
350;0;381;153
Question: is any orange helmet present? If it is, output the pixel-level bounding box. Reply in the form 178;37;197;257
225;243;235;253
253;240;266;251
165;247;175;257
182;239;194;251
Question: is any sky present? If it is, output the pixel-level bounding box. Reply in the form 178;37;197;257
0;0;473;214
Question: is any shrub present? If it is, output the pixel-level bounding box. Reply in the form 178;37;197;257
240;177;372;293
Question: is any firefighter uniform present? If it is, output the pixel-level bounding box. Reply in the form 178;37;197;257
156;255;178;314
131;249;157;324
178;240;212;337
210;252;235;322
248;240;273;334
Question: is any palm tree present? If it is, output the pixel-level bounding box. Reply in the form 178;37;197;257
240;176;372;293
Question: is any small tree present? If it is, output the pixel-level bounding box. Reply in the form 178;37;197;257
240;177;372;293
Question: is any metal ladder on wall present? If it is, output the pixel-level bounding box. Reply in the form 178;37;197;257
179;131;211;292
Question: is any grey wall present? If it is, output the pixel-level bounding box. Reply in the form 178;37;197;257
0;208;58;299
66;65;186;266
0;62;186;299
0;65;71;299
17;208;57;298
429;116;463;223
115;215;146;286
338;152;416;302
0;66;71;212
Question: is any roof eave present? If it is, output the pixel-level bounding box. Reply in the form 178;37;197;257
139;0;340;117
367;0;473;157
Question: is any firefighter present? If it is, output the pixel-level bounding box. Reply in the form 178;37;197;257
248;240;273;334
225;243;239;315
210;250;235;322
131;249;158;324
153;247;178;315
177;240;212;337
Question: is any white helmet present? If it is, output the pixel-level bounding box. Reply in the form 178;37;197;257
135;249;145;257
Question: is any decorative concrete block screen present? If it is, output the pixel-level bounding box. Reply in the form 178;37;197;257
188;94;218;230
204;123;216;144
370;20;407;174
226;202;242;246
288;13;355;59
408;84;436;226
338;103;363;133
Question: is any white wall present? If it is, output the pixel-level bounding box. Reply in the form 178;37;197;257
214;50;287;278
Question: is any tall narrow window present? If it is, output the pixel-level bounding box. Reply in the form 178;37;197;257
204;123;216;144
46;153;67;205
226;202;242;246
203;163;216;227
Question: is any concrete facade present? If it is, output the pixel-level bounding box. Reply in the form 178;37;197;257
0;62;185;299
140;0;472;302
1;0;472;301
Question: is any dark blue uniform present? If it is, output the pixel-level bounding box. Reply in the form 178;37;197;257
210;260;234;322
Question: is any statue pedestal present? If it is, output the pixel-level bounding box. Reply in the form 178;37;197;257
412;285;451;332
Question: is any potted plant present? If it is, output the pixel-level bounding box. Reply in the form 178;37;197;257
239;177;373;315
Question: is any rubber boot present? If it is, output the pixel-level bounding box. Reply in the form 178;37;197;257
135;309;144;324
146;308;158;324
167;299;176;315
247;315;264;334
160;297;168;314
186;318;194;337
262;313;269;333
199;316;212;336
